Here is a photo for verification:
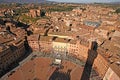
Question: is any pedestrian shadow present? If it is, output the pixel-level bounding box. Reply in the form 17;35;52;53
81;41;98;80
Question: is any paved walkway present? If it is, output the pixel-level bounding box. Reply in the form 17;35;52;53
1;52;101;80
31;52;85;66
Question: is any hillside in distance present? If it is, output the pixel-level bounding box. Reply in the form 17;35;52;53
0;0;47;3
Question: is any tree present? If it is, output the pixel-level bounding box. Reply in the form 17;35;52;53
115;8;120;14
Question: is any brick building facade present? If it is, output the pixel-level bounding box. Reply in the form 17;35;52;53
27;34;120;79
0;39;25;76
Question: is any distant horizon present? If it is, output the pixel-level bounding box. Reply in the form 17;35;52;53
0;0;120;4
48;0;120;3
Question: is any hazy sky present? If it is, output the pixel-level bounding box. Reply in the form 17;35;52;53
48;0;120;3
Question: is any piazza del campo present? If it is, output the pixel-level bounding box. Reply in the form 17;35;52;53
0;0;120;80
